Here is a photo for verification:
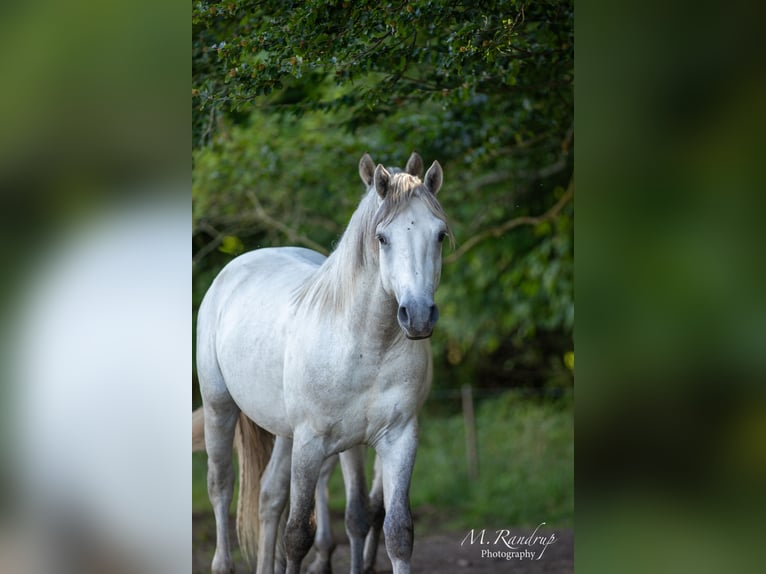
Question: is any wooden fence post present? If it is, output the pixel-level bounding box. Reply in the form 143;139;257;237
461;384;479;481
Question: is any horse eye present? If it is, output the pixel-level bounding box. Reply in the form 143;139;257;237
437;231;447;243
377;234;388;246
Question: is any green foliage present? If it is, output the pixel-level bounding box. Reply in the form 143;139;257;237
192;1;574;391
192;1;573;142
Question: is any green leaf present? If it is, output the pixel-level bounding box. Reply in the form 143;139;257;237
218;235;244;255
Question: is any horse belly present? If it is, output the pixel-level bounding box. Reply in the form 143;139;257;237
217;317;291;436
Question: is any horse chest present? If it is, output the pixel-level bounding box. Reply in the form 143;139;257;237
283;338;430;440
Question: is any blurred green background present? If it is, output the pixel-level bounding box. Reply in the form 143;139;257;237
577;1;766;573
191;0;574;534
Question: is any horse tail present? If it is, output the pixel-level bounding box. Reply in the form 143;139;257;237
234;412;274;567
192;407;206;452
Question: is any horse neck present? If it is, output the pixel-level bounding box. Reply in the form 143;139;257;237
343;263;402;343
317;193;402;343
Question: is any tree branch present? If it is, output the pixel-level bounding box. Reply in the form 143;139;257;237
244;192;330;255
443;177;573;265
341;31;392;70
192;193;332;267
192;221;228;266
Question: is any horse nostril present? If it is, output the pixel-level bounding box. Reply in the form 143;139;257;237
429;304;439;325
398;305;409;325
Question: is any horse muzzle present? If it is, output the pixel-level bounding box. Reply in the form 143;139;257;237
397;299;439;340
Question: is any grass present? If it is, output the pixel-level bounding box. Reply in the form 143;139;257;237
411;391;573;529
192;391;573;531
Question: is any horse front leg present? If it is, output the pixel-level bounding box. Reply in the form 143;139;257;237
376;422;418;574
202;399;240;574
284;433;327;574
340;446;371;574
363;455;384;574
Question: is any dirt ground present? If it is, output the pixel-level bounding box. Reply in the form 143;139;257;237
193;512;573;573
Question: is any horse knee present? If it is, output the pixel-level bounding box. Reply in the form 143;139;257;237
207;463;234;500
259;482;286;521
383;506;413;562
346;498;370;539
285;517;315;562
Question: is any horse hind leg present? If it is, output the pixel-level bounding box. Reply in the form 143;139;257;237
340;446;371;574
306;454;339;574
363;454;385;574
201;387;240;574
257;435;292;574
274;504;288;574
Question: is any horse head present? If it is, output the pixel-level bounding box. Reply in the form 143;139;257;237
359;152;450;340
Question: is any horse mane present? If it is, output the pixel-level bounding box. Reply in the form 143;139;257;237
372;172;451;234
293;169;451;316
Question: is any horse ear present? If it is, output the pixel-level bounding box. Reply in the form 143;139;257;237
374;164;390;199
405;152;424;178
424;160;443;195
359;153;376;187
